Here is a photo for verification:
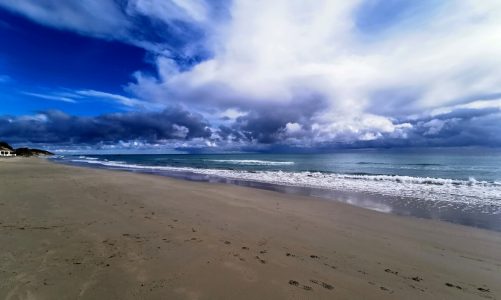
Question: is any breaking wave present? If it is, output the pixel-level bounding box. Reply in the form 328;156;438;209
67;157;501;208
207;159;295;166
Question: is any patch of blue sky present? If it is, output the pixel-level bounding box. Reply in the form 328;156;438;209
353;0;445;37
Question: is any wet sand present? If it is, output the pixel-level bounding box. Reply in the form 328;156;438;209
1;158;500;299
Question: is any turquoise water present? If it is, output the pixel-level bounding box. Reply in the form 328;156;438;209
68;148;501;181
54;148;501;231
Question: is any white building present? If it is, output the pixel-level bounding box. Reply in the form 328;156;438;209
0;147;16;157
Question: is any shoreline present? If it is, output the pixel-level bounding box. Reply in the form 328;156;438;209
54;156;501;232
1;158;500;299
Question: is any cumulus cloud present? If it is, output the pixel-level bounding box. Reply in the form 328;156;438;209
1;0;501;150
125;0;501;146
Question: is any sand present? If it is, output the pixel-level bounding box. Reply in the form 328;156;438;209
1;158;500;300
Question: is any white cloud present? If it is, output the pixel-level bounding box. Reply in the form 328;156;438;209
126;0;501;143
430;98;501;117
285;122;302;134
22;91;77;103
0;0;215;54
310;113;408;143
21;89;159;109
171;124;189;138
0;0;130;39
127;0;209;23
423;119;447;136
219;108;247;121
4;0;501;146
76;90;146;108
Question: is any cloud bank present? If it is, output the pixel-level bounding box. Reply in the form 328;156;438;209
0;108;211;145
1;0;501;151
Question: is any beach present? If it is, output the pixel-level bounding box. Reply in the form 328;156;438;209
1;158;500;300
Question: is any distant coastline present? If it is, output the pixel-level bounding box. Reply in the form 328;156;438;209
0;141;54;157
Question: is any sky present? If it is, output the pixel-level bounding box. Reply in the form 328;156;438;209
0;0;500;153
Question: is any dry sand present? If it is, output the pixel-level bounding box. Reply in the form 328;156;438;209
1;157;500;299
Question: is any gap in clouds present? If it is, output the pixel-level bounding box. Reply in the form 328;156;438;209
354;0;443;35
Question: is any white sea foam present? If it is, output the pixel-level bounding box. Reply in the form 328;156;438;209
207;159;295;166
72;159;125;164
68;158;501;208
78;156;98;160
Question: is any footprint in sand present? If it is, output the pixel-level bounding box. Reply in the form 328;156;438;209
445;282;462;290
310;279;334;290
384;268;398;275
233;253;246;262
255;256;266;264
321;282;334;290
289;280;299;286
380;286;392;292
288;280;313;291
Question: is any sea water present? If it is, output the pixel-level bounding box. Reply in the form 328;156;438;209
53;148;501;231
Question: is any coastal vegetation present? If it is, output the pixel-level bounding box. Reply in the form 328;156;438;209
0;141;53;157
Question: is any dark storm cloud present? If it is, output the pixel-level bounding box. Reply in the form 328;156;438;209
0;107;211;144
1;103;499;152
410;111;501;147
348;108;501;149
219;96;327;144
216;104;501;151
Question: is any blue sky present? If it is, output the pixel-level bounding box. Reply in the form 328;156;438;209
0;0;500;152
0;8;154;116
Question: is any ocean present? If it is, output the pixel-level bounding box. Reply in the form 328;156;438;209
53;148;501;231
